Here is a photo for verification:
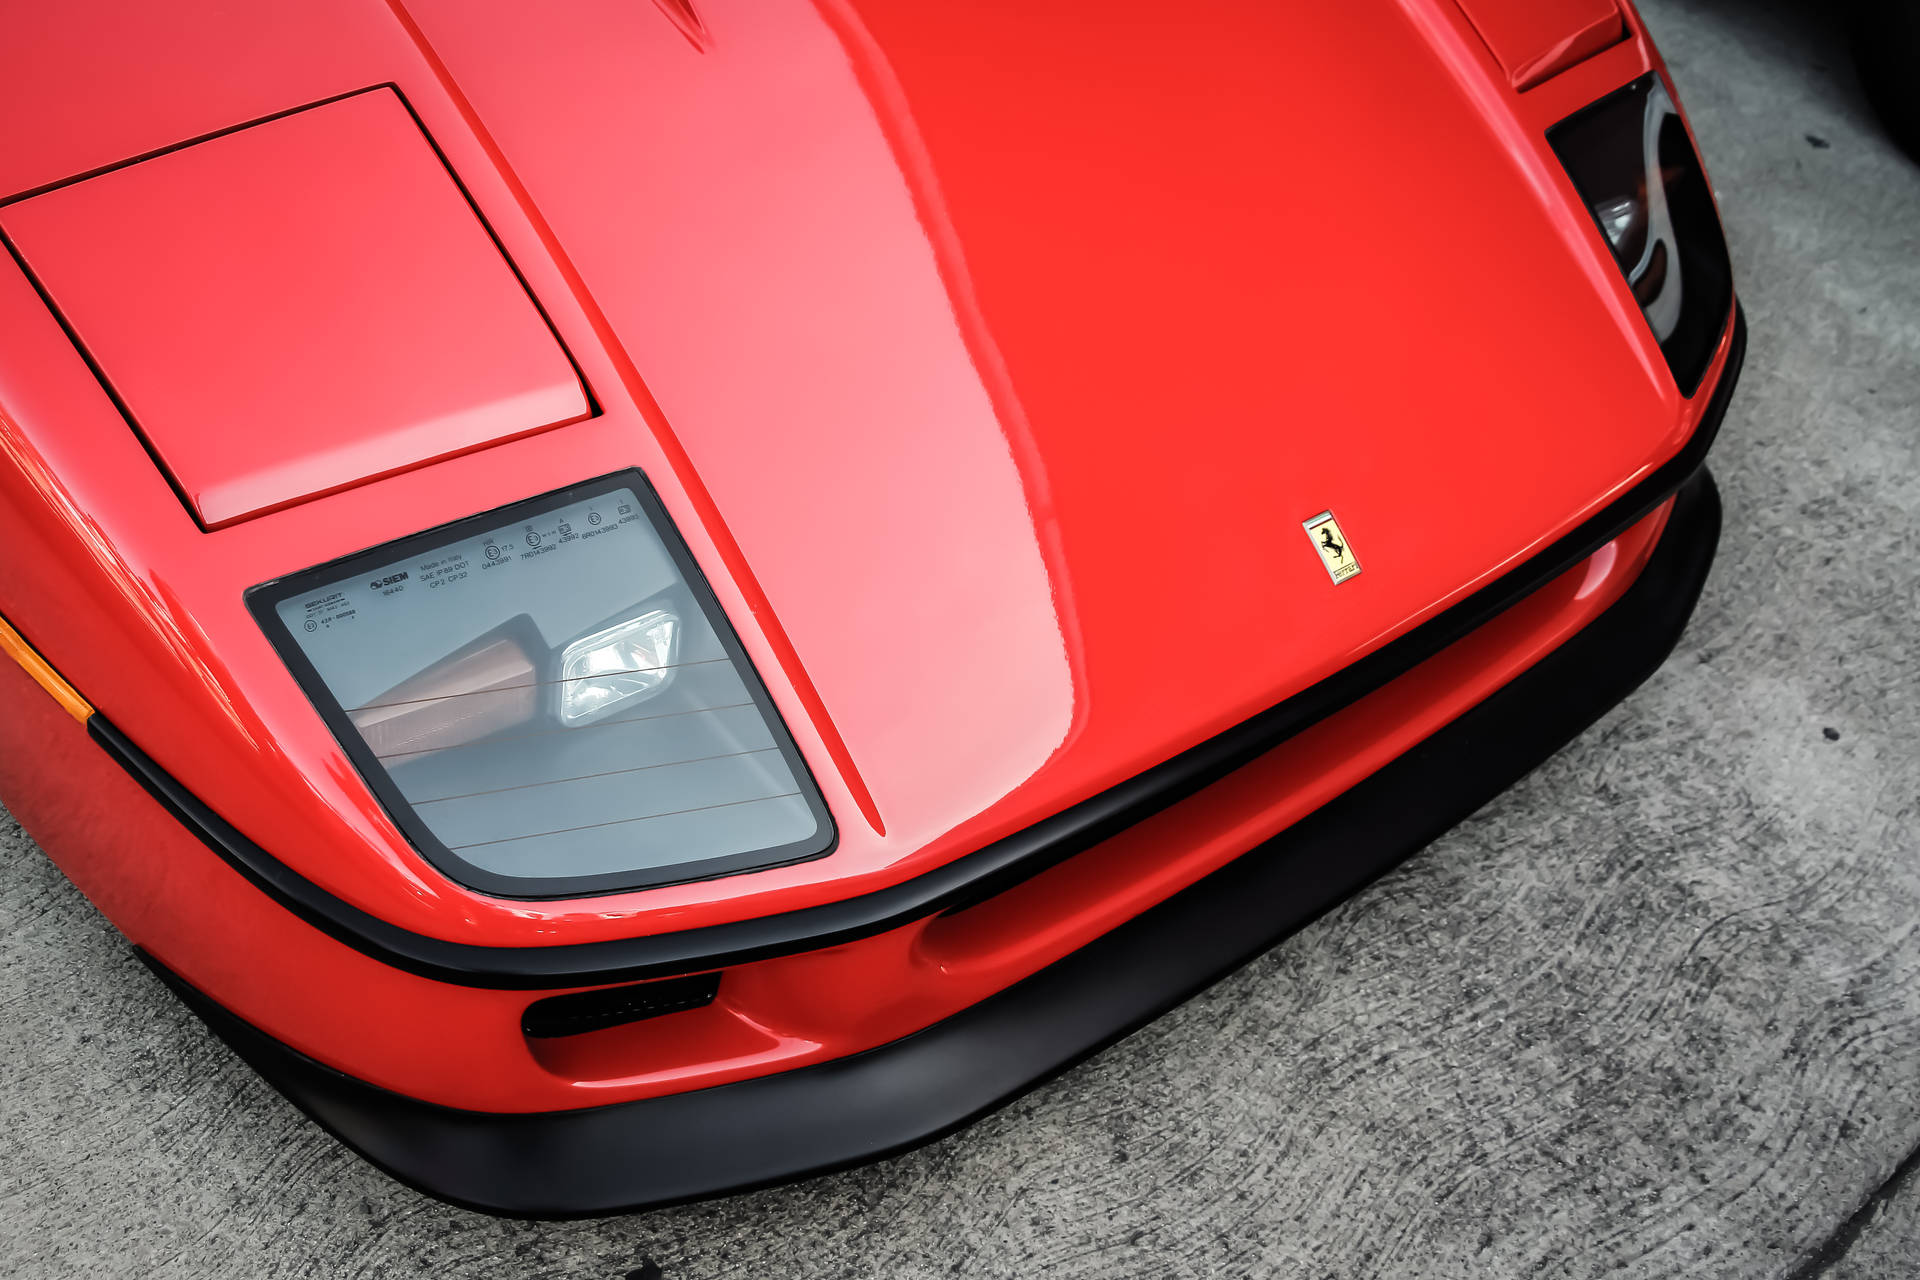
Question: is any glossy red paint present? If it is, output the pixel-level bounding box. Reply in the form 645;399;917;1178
1;87;589;529
0;0;1731;1114
1;495;1677;1110
1452;0;1626;90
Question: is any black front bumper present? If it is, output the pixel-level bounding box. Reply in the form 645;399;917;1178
147;461;1728;1217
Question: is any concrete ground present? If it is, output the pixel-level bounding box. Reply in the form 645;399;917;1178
3;0;1917;1275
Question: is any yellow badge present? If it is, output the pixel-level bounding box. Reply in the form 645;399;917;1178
1302;510;1361;584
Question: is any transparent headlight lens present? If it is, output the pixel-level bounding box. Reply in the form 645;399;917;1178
1550;74;1733;395
249;472;834;898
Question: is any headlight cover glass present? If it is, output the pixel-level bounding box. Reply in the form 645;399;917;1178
1549;73;1733;396
248;470;835;898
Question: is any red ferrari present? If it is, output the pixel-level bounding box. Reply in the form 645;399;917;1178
0;0;1740;1214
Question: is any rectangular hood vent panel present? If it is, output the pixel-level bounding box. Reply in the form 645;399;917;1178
1453;0;1626;90
0;87;589;528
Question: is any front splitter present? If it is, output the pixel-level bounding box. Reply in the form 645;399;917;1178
145;468;1725;1217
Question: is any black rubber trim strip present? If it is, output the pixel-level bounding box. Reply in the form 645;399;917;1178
138;467;1725;1216
95;306;1745;990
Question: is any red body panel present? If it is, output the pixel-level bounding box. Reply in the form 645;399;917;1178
1;88;589;528
1;499;1675;1110
0;0;1732;1112
1453;0;1626;89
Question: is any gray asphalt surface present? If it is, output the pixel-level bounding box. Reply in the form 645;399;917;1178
3;1;1917;1276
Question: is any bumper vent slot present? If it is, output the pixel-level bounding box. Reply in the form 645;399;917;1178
522;972;720;1039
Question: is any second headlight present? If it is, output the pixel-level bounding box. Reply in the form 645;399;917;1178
1550;73;1734;395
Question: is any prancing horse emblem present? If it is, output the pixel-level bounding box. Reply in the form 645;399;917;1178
1302;510;1361;584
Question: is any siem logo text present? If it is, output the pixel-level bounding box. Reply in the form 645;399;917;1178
369;571;409;589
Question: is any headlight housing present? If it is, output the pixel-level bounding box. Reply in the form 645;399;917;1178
249;471;835;898
1550;74;1734;395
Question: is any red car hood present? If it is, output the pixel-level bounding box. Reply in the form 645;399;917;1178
0;0;1701;942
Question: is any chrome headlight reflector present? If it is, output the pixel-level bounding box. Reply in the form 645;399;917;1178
249;471;835;898
1550;74;1734;395
557;608;682;727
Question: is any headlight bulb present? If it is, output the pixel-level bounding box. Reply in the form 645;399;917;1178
557;609;681;726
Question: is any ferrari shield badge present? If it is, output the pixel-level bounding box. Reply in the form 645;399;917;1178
1302;510;1361;584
